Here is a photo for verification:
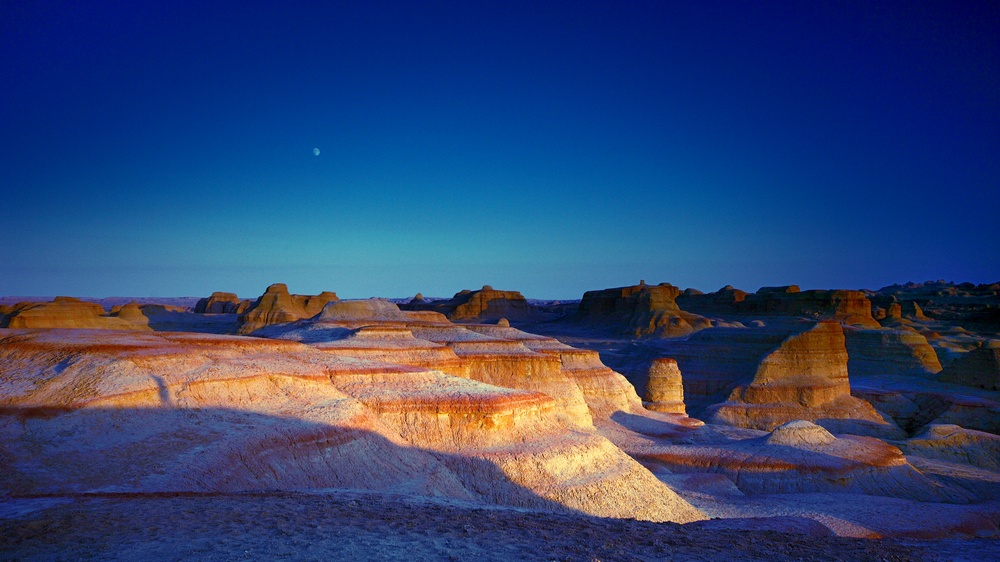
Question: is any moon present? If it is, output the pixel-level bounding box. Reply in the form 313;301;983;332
313;148;320;156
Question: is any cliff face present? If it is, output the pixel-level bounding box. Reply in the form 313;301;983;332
576;282;712;338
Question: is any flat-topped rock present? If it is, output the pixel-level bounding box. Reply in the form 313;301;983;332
402;286;539;322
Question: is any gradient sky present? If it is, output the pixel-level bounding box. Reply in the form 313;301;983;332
2;1;998;299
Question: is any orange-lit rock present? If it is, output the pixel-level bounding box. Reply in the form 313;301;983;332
236;283;339;334
644;358;686;414
0;297;151;331
705;322;895;433
577;282;712;338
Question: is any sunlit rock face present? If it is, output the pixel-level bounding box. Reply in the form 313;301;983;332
644;358;686;414
194;292;242;314
704;322;894;434
576;282;712;338
0;328;704;523
400;285;539;323
0;297;151;331
735;286;881;328
236;283;338;334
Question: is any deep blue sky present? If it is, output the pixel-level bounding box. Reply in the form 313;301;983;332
3;1;998;299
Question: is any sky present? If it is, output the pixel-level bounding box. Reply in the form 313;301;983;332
2;1;998;299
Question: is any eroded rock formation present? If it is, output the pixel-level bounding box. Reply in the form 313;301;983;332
402;286;539;323
0;297;151;331
704;322;894;433
236;284;339;334
576;282;712;338
644;358;686;414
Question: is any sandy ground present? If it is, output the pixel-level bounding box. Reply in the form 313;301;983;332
3;491;998;561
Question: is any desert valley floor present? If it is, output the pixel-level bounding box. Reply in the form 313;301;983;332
2;280;999;560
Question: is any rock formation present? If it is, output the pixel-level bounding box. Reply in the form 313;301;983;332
938;341;1000;390
638;421;963;501
402;286;538;323
0;329;704;523
735;286;880;328
236;284;339;334
644;358;686;414
194;292;242;313
576;282;713;338
704;322;894;433
0;297;151;330
844;327;942;376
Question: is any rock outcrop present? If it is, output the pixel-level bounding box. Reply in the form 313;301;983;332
704;322;894;433
576;282;712;338
401;286;538;323
735;286;880;328
0;297;151;331
844;327;942;377
236;284;339;334
939;341;1000;390
194;292;242;313
639;421;963;501
644;358;686;414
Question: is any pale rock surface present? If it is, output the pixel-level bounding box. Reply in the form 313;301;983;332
644;358;686;414
0;329;704;523
899;424;1000;471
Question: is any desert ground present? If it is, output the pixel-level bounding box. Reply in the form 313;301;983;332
2;280;999;560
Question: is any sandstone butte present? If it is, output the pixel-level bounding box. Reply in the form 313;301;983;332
194;291;252;314
236;283;339;334
400;285;540;323
701;322;898;434
576;281;713;338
